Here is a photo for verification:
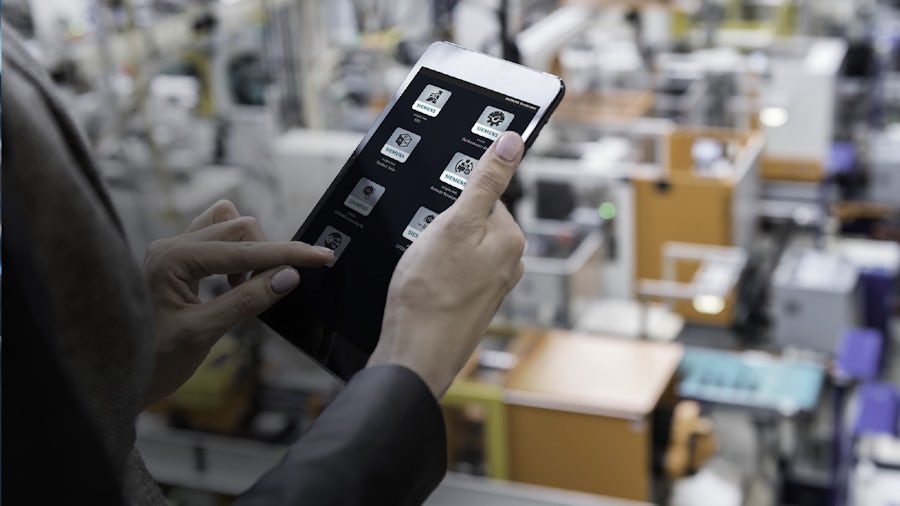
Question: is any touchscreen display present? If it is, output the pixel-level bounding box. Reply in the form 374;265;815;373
286;67;540;357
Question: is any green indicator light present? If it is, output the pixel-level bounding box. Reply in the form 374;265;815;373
598;202;616;220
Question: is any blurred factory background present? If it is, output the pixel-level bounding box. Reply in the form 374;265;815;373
4;0;900;504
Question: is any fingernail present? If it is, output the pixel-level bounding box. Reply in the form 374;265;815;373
270;268;300;295
495;132;523;162
314;246;335;256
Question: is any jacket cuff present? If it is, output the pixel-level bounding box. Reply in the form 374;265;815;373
237;363;447;506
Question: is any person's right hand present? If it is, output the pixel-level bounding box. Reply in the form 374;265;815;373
367;132;527;398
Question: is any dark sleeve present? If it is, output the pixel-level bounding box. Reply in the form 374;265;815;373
235;365;448;506
2;22;162;505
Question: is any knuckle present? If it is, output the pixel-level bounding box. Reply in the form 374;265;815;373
445;213;484;241
507;228;526;256
496;262;524;292
235;241;258;267
233;286;263;316
143;239;185;285
474;168;508;199
501;260;519;281
510;262;525;288
144;238;173;268
213;199;239;218
145;238;167;258
233;216;260;237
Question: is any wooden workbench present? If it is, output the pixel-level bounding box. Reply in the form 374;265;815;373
505;331;683;501
446;329;683;501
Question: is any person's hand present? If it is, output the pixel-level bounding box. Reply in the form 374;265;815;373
367;132;527;398
142;200;333;406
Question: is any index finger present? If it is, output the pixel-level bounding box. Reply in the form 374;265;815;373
178;241;333;277
455;132;524;218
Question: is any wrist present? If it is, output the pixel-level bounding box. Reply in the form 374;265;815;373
367;348;447;400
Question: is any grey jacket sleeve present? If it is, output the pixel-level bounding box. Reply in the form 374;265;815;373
236;365;448;506
2;21;162;506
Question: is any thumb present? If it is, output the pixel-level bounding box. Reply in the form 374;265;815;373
193;267;300;335
455;132;524;218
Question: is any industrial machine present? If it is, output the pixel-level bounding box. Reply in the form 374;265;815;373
760;38;848;182
633;127;763;325
850;434;900;506
770;248;861;354
503;222;604;328
867;126;900;206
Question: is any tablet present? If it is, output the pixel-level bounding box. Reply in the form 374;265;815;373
261;42;564;380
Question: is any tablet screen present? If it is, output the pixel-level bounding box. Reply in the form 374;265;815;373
279;67;540;361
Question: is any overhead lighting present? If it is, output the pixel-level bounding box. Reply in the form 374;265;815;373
67;18;89;39
692;295;725;315
759;107;788;128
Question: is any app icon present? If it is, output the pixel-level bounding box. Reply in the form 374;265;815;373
403;207;439;242
413;85;452;117
395;133;412;147
454;158;475;175
486;110;506;127
314;226;351;266
381;127;422;163
472;106;514;140
440;152;477;190
344;177;386;216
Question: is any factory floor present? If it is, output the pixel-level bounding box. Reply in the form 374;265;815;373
141;316;898;505
251;307;900;506
673;319;900;506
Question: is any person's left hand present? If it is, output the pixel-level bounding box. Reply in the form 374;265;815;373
142;200;333;406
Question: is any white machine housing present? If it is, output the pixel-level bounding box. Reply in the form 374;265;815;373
867;125;900;206
770;249;860;354
762;38;847;166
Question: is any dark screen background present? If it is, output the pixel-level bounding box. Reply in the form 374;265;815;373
283;67;538;356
